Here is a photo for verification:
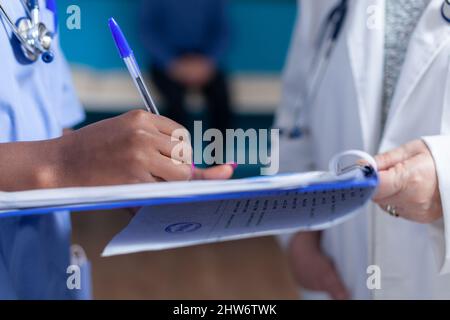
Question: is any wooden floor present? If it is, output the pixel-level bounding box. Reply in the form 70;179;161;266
71;210;299;300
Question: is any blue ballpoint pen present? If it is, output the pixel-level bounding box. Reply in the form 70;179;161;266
108;17;160;115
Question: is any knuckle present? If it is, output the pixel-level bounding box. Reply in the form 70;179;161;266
146;113;162;125
392;163;406;191
171;125;190;140
409;171;423;187
126;149;147;166
170;140;193;161
127;128;149;148
128;109;150;125
415;197;430;210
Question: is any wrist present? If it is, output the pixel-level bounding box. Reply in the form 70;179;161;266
31;138;66;189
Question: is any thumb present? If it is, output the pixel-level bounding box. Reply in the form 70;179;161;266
375;140;422;171
193;163;236;180
373;162;410;201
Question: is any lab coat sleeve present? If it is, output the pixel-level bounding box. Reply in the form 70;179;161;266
422;135;450;275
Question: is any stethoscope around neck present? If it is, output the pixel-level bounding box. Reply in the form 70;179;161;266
279;0;450;140
0;0;54;63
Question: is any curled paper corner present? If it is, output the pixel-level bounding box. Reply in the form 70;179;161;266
329;150;378;177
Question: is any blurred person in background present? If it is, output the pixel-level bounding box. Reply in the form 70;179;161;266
140;0;232;133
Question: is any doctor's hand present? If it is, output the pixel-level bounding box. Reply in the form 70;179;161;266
192;164;236;181
373;140;443;223
288;231;349;300
51;110;193;188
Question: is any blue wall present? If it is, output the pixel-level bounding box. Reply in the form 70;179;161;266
58;0;297;72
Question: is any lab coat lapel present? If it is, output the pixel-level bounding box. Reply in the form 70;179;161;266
346;0;386;152
383;0;450;136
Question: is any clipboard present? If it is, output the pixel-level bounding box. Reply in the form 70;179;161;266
0;168;378;218
0;150;379;255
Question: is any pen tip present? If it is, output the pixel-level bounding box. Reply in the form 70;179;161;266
108;17;133;59
108;17;117;28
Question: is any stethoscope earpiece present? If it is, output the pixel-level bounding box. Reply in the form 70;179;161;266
42;51;54;63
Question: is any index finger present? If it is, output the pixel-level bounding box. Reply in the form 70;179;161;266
150;114;189;138
375;140;423;171
373;162;411;201
193;164;236;180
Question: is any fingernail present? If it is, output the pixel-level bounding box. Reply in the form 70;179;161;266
227;162;238;170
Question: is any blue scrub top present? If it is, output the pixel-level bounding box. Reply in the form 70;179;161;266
0;1;86;299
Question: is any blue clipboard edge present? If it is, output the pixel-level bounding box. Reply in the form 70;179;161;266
0;172;379;218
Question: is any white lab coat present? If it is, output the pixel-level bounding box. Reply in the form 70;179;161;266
276;0;450;299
